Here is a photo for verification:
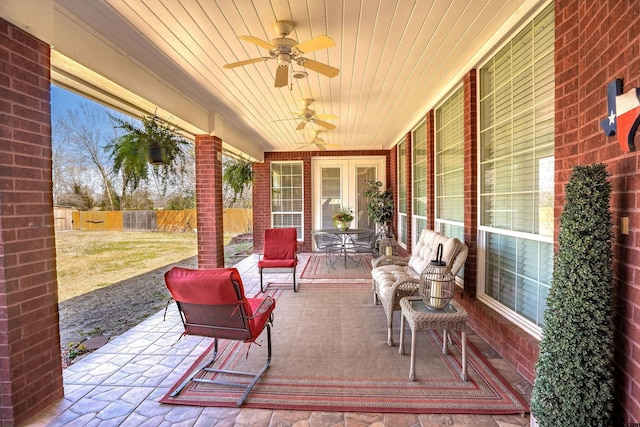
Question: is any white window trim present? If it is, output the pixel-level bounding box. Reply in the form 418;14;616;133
475;3;555;339
270;160;304;241
476;226;552;340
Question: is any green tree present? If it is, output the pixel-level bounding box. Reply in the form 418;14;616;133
530;163;614;426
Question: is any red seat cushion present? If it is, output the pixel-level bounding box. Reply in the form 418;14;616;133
263;228;297;261
164;267;275;341
258;259;297;268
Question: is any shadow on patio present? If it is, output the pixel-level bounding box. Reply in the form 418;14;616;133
26;254;531;427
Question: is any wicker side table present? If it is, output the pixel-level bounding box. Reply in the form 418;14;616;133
399;296;469;381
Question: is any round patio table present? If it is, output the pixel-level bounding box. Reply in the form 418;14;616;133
316;228;371;269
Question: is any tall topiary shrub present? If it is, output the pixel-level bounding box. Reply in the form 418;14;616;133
530;163;614;426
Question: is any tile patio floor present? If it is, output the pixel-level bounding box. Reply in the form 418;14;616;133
25;254;532;427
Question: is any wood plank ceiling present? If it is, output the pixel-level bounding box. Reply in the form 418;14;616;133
48;0;544;153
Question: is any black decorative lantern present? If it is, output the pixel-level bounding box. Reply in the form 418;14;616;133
419;243;455;309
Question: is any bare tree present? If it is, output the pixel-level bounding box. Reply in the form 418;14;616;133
55;103;122;210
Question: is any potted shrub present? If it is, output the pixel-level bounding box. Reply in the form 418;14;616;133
530;163;614;426
364;179;394;236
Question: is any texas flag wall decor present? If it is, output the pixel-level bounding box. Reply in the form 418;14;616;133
600;78;640;152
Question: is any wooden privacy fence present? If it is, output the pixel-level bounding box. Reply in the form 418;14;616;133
54;208;252;233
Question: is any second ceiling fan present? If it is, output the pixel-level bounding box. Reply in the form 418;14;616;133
291;98;337;131
224;20;340;88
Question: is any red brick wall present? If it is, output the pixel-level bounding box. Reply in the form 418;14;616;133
388;144;398;239
463;70;478;296
0;18;63;425
554;0;640;421
195;135;224;268
426;111;435;232
253;150;390;252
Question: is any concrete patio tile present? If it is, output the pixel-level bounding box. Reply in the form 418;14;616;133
63;353;137;385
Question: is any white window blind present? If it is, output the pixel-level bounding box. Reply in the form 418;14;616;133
412;121;427;244
435;86;464;238
479;3;554;330
271;162;303;238
397;140;407;245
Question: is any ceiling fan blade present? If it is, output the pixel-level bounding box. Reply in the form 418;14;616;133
315;143;327;151
300;58;340;78
314;119;336;130
316;114;338;121
323;144;342;149
274;65;289;87
223;57;269;69
294;35;335;54
296;121;306;131
238;35;275;51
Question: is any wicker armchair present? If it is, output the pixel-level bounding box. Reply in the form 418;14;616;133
371;229;468;346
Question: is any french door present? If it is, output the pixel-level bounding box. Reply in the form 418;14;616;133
311;157;386;230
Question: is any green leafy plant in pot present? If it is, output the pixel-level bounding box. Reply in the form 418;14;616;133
333;206;354;231
530;163;614;426
364;179;394;236
107;114;190;196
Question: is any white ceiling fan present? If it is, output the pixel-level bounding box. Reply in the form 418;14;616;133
290;98;337;131
224;20;340;88
296;130;340;151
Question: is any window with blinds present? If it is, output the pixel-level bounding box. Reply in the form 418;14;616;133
397;140;407;246
412;121;427;246
271;162;303;238
479;3;554;332
435;86;464;244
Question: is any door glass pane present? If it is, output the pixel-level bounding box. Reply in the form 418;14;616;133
321;167;341;229
356;166;376;230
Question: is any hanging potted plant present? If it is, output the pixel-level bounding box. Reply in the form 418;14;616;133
530;163;614;426
107;114;190;199
109;114;189;166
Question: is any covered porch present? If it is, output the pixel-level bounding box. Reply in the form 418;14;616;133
24;254;531;426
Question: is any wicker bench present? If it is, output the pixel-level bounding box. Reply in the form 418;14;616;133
371;229;467;346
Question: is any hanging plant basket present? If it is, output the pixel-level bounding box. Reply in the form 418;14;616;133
147;142;166;165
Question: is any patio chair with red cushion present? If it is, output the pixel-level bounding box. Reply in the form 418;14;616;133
258;227;299;292
164;266;275;406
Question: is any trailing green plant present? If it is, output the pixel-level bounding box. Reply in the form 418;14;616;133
364;179;394;226
223;156;253;204
106;114;190;200
530;163;614;426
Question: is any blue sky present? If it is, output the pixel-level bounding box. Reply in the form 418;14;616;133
51;85;115;121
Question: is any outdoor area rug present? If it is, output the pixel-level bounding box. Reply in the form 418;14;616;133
161;283;528;414
299;253;373;280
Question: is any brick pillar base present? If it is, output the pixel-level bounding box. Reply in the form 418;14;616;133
195;135;224;268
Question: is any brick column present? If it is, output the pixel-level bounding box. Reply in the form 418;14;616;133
426;110;436;231
0;19;64;425
463;69;478;296
195;135;224;268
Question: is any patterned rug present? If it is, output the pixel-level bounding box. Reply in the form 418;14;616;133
161;283;529;414
300;254;373;280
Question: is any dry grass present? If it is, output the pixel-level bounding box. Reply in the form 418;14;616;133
55;230;198;302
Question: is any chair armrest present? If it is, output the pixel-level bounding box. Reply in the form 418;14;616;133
372;255;409;268
392;275;419;294
250;296;275;318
